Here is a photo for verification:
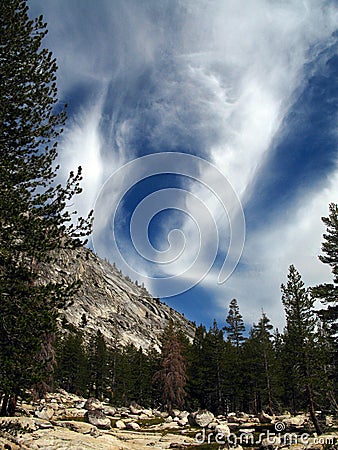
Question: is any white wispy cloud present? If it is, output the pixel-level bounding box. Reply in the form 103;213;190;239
29;0;338;326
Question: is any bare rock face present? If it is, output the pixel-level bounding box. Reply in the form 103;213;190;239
45;247;195;351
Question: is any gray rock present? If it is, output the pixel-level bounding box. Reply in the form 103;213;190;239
84;410;111;429
45;246;196;354
258;411;274;424
115;419;126;429
35;405;54;421
178;418;189;427
188;410;215;428
35;419;54;429
283;415;308;428
215;423;231;437
126;421;141;431
84;397;103;411
102;405;116;416
58;420;98;435
130;402;142;415
74;400;86;409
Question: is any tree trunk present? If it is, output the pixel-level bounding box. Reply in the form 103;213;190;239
0;394;9;416
8;395;17;416
263;348;273;412
307;383;322;435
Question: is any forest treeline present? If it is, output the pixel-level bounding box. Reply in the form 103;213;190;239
54;224;338;433
0;0;337;434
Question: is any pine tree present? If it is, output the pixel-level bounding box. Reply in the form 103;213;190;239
243;312;277;413
281;265;322;434
312;203;338;404
186;324;208;410
313;203;338;318
203;320;226;414
224;299;246;348
155;321;187;411
88;331;108;400
0;0;91;415
55;330;89;396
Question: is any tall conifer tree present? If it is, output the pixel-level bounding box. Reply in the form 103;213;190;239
0;0;91;414
224;298;246;348
281;265;322;434
155;321;187;411
312;203;338;410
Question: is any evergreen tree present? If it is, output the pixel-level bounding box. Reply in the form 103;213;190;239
88;331;109;400
155;321;187;411
114;344;144;405
186;324;208;410
312;203;338;327
203;320;226;414
224;299;246;348
243;312;278;413
0;0;91;414
281;265;322;434
312;203;338;404
55;330;89;396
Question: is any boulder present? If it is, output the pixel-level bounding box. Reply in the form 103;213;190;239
115;419;126;429
188;410;215;428
126;421;141;431
237;412;249;419
129;401;143;415
84;397;103;411
35;405;54;421
215;423;231;437
84;410;111;429
35;419;54;429
258;411;274;424
160;421;179;430
59;420;98;435
178;418;189;427
74;400;86;409
141;408;153;417
102;405;116;416
283;415;308;428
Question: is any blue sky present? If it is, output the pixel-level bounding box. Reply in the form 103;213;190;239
29;0;337;331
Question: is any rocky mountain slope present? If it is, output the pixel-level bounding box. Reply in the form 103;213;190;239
47;246;195;351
